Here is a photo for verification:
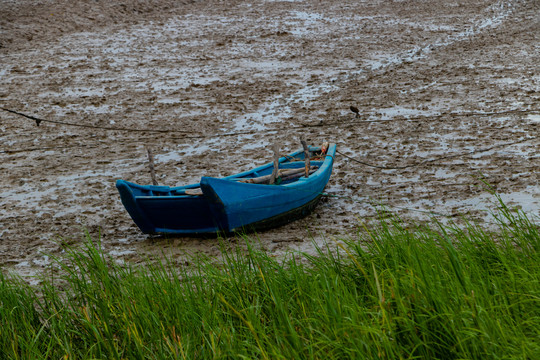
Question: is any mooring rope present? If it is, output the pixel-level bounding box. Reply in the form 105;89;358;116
336;135;538;170
2;106;539;158
2;106;539;138
1;105;532;223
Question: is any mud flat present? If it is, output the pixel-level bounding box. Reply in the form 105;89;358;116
1;0;538;280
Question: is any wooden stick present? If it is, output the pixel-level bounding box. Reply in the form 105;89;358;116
184;188;203;196
146;147;158;186
280;168;317;182
300;137;310;178
269;143;280;185
238;166;318;184
183;166;320;195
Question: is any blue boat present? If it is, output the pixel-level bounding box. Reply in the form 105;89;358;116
116;143;336;235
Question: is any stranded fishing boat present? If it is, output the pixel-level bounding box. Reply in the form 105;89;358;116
116;143;336;235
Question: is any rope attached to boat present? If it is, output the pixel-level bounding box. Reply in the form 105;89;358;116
2;106;539;139
335;135;538;170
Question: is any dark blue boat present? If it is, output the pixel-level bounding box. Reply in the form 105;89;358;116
116;143;336;235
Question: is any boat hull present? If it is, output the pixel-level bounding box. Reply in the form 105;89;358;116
116;144;336;235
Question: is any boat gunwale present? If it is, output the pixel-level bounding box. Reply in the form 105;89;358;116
123;144;335;199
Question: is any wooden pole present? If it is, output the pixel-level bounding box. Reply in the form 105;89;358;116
300;138;310;178
146;147;158;185
183;166;319;195
239;166;318;184
269;143;280;185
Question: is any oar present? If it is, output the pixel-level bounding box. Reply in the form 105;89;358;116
182;166;319;196
238;166;318;184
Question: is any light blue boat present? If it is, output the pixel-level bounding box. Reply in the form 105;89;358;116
116;143;336;235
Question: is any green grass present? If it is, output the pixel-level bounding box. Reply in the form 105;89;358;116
2;199;540;359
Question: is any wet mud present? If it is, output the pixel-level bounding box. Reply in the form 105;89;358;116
1;0;538;281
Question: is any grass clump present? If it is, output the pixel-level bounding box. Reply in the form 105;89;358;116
2;201;540;359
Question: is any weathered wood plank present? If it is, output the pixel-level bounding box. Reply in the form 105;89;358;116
184;188;203;196
181;166;319;196
238;166;318;184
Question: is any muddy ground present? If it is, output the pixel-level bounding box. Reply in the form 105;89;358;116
1;0;539;281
